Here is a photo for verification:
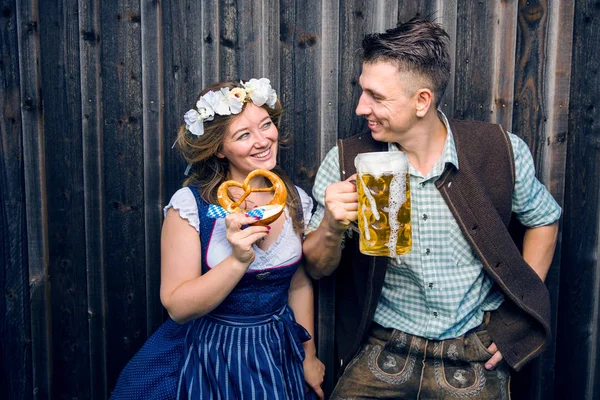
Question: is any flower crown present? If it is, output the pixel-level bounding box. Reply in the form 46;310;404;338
183;78;278;137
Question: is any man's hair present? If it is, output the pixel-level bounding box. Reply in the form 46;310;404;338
362;16;451;106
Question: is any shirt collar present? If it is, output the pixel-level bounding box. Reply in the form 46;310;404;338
438;110;459;171
388;110;459;176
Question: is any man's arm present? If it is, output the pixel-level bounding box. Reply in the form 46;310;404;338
522;221;559;281
303;176;358;279
486;134;562;370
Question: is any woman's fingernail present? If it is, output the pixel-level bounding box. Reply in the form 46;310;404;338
254;216;260;220
266;225;271;230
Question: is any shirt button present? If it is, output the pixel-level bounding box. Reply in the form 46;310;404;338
425;248;431;255
428;282;434;288
433;311;438;317
419;182;426;187
422;214;428;221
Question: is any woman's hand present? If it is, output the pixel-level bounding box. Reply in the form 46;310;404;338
303;355;325;399
224;212;270;264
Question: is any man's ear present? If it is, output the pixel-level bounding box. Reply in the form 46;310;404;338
216;152;225;159
415;88;434;117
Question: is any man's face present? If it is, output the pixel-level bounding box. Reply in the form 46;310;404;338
355;61;420;142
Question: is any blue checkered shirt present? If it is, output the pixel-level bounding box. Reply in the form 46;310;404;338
308;113;561;339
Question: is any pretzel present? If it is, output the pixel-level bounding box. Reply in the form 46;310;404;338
217;169;287;226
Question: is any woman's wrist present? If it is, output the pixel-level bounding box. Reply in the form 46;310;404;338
224;254;252;274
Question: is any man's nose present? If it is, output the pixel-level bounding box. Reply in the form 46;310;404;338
356;93;370;116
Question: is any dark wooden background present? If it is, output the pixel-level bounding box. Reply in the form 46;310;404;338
1;0;598;399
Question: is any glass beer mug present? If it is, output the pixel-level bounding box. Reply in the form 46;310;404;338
354;151;412;256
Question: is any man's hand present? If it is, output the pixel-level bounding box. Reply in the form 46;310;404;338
303;174;359;279
485;343;503;370
322;174;359;234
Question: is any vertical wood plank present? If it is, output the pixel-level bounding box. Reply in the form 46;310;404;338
397;0;438;21
100;0;146;391
15;0;51;398
141;0;163;336
279;0;340;393
262;0;280;82
201;1;219;87
161;1;203;201
492;0;517;129
319;0;340;157
0;0;33;397
453;0;496;122
556;0;600;398
510;1;573;399
78;0;108;397
436;0;457;115
280;0;321;191
374;0;397;30
37;0;91;398
318;2;341;392
337;0;376;139
219;0;240;80
512;0;548;161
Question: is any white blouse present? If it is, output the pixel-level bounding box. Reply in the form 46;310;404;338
164;186;313;272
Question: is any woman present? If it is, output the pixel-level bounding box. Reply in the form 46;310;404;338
111;78;324;399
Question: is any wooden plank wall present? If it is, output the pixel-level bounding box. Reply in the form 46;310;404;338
0;0;597;399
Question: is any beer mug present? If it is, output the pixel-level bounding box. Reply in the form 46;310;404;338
354;151;412;256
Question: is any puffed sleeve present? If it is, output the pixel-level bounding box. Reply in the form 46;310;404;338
295;186;314;229
163;187;200;232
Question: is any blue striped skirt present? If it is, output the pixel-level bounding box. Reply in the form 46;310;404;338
177;305;312;400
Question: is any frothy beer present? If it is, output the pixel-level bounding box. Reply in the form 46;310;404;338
355;152;412;257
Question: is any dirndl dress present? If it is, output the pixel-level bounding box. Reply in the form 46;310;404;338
111;185;314;400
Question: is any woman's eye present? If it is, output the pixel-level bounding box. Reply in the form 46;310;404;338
237;132;249;140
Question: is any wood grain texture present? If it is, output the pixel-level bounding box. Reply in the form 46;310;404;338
161;0;202;201
453;0;497;122
280;0;321;191
492;0;517;129
510;1;573;400
338;0;370;139
38;0;92;397
99;0;147;390
15;0;51;398
78;0;108;397
141;0;164;337
556;0;600;398
0;0;33;397
436;0;457;114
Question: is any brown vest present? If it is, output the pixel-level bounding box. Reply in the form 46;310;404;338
335;119;551;373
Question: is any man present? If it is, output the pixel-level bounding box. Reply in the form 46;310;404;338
303;17;560;399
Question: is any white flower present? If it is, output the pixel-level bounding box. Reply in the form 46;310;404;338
184;109;205;136
222;87;245;114
197;91;230;116
243;78;277;108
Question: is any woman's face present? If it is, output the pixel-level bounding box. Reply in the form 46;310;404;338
217;103;279;181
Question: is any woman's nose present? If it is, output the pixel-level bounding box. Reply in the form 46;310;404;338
254;132;270;147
